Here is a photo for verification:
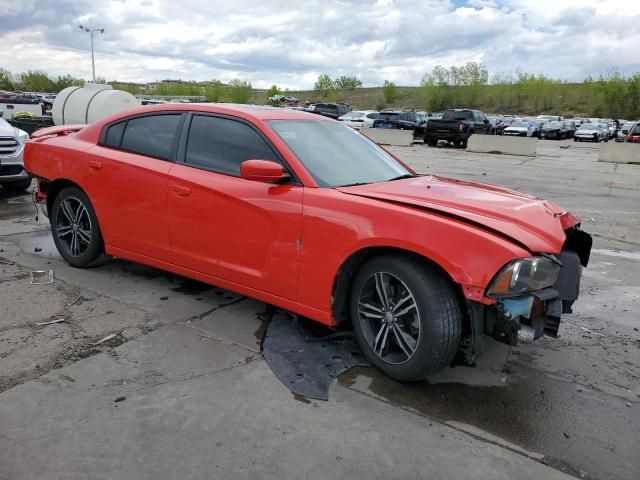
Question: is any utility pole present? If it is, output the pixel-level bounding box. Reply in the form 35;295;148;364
79;25;104;82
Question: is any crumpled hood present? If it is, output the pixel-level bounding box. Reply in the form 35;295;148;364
337;175;576;253
0;118;17;137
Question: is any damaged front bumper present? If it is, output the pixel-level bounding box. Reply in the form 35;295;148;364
461;227;592;362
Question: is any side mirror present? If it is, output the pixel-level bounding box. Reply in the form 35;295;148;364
483;118;489;124
240;159;287;184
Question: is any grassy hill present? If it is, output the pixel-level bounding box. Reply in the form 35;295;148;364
251;84;597;117
251;77;640;119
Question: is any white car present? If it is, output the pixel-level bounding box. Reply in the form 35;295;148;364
503;120;535;137
338;110;379;129
0;117;31;191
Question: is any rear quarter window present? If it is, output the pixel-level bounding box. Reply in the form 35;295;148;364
103;121;126;148
120;114;182;160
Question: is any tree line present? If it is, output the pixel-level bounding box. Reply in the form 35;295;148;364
0;69;253;104
419;62;640;119
2;65;638;118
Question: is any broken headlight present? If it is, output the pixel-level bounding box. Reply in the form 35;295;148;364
487;256;561;298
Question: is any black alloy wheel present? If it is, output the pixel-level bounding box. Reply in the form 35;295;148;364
51;186;104;267
351;255;462;381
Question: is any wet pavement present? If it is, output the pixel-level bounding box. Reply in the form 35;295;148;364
1;140;639;480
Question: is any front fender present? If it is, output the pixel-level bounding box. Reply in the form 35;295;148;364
297;188;530;315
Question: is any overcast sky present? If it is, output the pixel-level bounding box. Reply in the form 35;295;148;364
1;0;639;89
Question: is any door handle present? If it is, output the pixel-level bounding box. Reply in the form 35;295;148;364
88;161;102;171
171;185;191;197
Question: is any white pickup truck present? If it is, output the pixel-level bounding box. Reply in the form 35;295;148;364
0;117;31;192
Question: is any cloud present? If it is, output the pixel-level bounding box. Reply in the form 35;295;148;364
0;0;638;89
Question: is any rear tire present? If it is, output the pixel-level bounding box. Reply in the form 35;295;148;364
350;255;462;381
51;186;104;268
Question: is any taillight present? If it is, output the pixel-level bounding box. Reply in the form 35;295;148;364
458;122;464;132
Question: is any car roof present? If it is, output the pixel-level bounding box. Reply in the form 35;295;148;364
110;103;329;122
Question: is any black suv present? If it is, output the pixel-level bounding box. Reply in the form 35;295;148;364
372;111;419;130
309;103;351;119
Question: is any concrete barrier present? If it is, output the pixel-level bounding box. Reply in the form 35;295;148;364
467;135;538;157
598;143;640;164
361;128;414;147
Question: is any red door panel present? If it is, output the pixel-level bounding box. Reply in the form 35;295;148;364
168;163;303;300
83;145;172;262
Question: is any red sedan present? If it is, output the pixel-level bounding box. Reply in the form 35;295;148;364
24;104;591;381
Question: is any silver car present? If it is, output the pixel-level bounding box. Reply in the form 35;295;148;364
573;123;608;143
0;117;31;192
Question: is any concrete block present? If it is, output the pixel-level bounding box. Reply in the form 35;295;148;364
598;142;640;164
361;128;414;146
467;134;538;157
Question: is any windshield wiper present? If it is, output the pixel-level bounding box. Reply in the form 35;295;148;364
338;182;371;187
387;174;414;182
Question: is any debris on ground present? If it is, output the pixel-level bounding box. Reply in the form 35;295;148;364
90;333;118;346
34;318;66;327
30;270;54;284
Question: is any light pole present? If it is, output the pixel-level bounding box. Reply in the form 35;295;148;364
79;25;104;82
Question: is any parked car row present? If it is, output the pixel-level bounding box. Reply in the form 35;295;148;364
0;90;56;119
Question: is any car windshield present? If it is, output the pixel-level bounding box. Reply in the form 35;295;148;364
268;120;411;188
509;121;527;127
544;122;562;129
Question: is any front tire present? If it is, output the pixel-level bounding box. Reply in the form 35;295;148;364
51;186;104;267
350;255;462;381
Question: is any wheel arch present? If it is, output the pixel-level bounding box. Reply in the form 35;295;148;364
43;178;85;214
331;246;468;327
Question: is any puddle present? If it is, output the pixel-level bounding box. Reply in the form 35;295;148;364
262;311;369;401
11;230;59;258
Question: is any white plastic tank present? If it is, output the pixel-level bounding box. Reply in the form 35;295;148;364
52;83;139;126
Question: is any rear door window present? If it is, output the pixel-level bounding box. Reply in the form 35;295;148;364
120;114;182;160
185;115;280;176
